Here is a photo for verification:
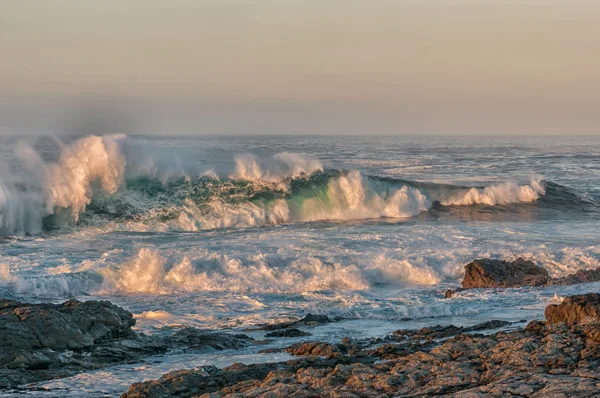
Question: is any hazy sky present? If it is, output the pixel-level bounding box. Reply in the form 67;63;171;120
1;0;599;135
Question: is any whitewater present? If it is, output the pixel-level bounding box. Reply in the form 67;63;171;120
1;134;600;395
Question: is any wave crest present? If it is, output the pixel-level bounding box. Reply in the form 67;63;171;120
441;180;545;206
2;134;590;236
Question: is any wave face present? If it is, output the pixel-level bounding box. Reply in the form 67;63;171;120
0;135;597;236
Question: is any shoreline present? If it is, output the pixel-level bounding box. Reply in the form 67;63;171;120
2;258;600;396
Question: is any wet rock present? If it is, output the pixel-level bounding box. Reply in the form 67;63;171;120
0;299;169;388
0;300;265;389
285;342;343;357
545;293;600;326
551;267;600;285
393;319;513;340
462;257;551;289
447;259;600;298
170;328;258;352
297;313;330;324
122;295;600;397
245;312;336;332
265;328;312;338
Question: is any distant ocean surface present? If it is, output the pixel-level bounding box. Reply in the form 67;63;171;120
1;134;599;394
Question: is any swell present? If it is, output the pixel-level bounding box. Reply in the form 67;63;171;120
0;134;598;236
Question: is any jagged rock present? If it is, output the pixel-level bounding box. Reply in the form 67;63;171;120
545;293;600;326
122;296;600;398
265;328;312;338
552;267;600;285
285;342;342;357
462;257;551;289
297;313;330;324
0;299;170;388
0;299;135;362
170;328;257;352
446;259;600;298
244;313;337;332
0;299;267;389
393;319;513;340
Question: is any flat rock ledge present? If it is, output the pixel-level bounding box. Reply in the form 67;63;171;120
122;293;600;398
0;299;262;388
446;257;600;297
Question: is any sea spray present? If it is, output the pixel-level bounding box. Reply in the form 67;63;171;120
0;134;574;236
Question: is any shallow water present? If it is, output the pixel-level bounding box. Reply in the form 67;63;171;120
0;135;599;395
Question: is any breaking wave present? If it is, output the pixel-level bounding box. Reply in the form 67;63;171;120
0;134;596;236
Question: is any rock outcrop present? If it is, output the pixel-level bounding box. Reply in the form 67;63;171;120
245;313;337;332
545;293;600;326
0;299;263;388
170;328;259;352
461;257;551;289
265;328;312;338
552;268;600;286
445;258;600;297
0;299;163;388
122;296;600;398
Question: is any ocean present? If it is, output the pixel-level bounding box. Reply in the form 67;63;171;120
1;134;599;395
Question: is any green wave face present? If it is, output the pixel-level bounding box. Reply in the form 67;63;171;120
36;169;599;234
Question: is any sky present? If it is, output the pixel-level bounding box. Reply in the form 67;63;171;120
1;0;599;136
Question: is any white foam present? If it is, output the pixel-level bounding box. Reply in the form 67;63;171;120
230;152;322;183
442;180;545;206
294;171;431;222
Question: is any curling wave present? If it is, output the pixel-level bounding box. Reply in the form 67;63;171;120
0;134;597;236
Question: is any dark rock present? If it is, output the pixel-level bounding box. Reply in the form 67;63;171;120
0;298;135;354
245;313;334;332
449;258;600;298
545;293;600;326
465;319;512;332
393;319;513;340
462;257;550;289
298;313;330;324
0;299;267;389
525;320;546;334
551;267;600;285
170;328;257;352
265;328;312;338
0;299;169;388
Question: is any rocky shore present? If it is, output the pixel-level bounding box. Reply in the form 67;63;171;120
4;257;600;397
0;299;266;389
122;292;600;397
121;258;600;398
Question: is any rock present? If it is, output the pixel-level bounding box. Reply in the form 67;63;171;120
0;299;170;388
447;258;600;298
393;319;513;340
0;299;266;388
245;313;335;332
123;295;600;398
462;257;551;289
170;328;257;352
0;299;135;363
545;293;600;326
297;313;330;324
265;328;312;338
551;267;600;285
285;342;342;357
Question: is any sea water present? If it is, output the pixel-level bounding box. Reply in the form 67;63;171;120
0;134;599;396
